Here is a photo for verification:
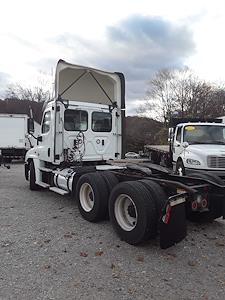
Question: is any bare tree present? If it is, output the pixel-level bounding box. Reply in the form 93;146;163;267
139;67;225;122
5;84;51;102
144;69;177;123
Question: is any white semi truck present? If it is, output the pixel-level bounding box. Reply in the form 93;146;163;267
25;60;225;249
145;118;225;177
0;113;39;163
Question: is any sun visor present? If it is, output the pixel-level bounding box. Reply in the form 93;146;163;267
55;60;125;108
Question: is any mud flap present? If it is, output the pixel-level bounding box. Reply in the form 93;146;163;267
159;197;187;249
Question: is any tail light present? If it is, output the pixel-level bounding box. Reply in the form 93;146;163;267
191;201;198;211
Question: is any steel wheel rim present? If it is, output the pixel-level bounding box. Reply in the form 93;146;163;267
80;183;94;212
114;194;138;231
177;166;184;176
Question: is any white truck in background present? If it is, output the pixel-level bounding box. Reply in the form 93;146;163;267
0;113;39;163
145;118;225;177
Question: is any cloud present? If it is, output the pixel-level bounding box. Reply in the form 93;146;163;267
97;15;195;78
30;57;57;74
50;15;196;114
7;33;39;50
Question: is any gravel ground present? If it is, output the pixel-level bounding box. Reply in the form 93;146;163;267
0;163;225;300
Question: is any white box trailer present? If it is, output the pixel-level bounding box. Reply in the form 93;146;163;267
0;113;39;162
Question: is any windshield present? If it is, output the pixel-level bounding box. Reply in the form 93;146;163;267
183;125;225;145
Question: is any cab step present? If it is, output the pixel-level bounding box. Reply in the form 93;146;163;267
39;167;52;172
36;181;50;188
49;187;69;195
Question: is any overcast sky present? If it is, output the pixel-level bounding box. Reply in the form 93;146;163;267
0;0;225;114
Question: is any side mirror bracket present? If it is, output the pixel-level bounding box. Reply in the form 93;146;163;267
27;118;34;134
37;136;43;142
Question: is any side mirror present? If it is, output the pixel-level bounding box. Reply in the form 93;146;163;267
182;142;189;148
28;118;34;134
168;127;174;142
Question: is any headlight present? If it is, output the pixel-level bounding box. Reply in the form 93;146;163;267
186;158;201;165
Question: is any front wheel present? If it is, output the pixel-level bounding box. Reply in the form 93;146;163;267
175;159;185;176
29;160;39;191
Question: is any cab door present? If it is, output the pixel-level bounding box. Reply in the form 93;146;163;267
36;109;54;162
173;126;184;162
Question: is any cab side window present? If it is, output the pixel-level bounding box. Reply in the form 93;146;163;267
42;111;51;134
176;127;182;143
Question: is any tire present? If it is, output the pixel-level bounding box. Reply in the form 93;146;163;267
175;159;185;176
71;166;97;199
76;172;109;222
99;171;119;194
151;151;161;165
187;172;223;221
109;181;158;245
139;180;167;216
29;160;39;191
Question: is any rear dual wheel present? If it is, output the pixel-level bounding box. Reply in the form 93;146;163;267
77;174;167;245
109;181;166;245
138;179;167;216
76;171;118;222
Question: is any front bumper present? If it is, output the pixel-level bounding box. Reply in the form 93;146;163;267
185;167;225;178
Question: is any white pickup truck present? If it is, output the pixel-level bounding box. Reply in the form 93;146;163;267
145;119;225;176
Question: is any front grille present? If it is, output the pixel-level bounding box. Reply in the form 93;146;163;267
207;156;225;168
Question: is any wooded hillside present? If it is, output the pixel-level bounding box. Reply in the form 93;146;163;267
125;116;164;152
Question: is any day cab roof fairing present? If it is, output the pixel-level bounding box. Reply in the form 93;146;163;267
54;59;125;110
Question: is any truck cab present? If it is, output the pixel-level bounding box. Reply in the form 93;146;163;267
25;60;125;190
171;120;225;175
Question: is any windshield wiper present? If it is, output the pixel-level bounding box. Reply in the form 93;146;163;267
211;141;225;145
187;141;208;145
190;141;225;145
